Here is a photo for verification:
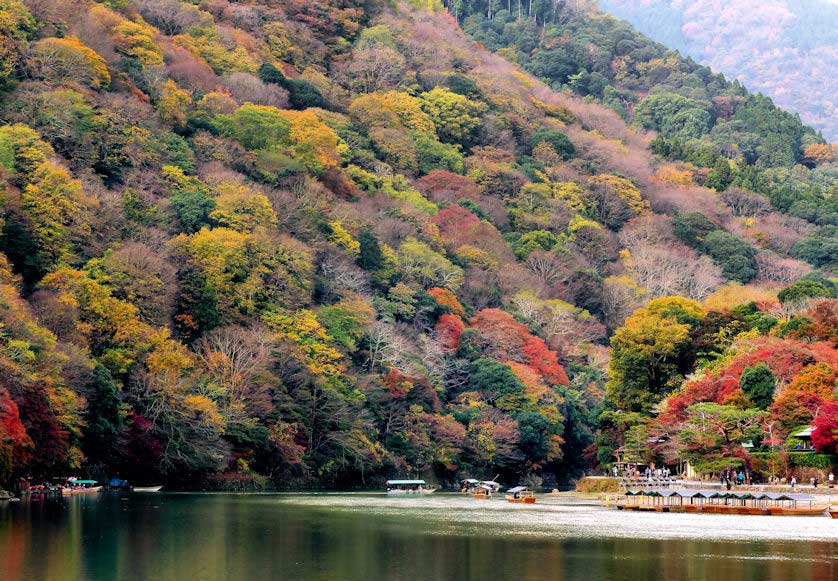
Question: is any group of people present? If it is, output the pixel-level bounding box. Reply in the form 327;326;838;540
719;468;751;490
613;464;677;484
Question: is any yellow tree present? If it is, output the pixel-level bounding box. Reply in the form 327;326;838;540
606;297;705;413
20;161;96;279
28;36;110;89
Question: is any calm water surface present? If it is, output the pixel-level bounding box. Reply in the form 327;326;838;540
2;492;838;580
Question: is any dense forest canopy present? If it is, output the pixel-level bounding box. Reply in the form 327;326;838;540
0;0;835;490
598;0;838;141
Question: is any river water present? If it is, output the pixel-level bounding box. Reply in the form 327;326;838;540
2;492;838;580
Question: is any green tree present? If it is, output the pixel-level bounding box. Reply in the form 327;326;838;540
531;128;576;161
83;365;122;463
704;157;733;191
216;104;291;151
357;230;384;271
635;93;711;140
739;363;776;409
702;230;757;283
420;87;485;146
677;403;765;472
793;226;838;269
673;212;719;248
778;279;835;304
163;166;215;233
466;358;526;404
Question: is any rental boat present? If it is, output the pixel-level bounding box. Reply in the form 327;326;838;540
460;479;481;493
506;486;536;504
461;478;502;498
133;486;163;492
615;489;827;516
474;481;502;499
61;479;102;494
385;480;436;494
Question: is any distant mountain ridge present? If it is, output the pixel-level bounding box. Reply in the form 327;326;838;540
598;0;838;140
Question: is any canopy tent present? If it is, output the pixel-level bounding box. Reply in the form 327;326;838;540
507;486;529;493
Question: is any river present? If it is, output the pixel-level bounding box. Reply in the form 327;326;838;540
2;493;838;580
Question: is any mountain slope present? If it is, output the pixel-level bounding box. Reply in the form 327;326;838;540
0;0;834;488
599;0;838;141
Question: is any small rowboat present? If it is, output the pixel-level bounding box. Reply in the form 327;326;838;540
506;486;536;504
829;509;838;519
133;486;163;493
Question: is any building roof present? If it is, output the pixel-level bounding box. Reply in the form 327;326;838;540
793;427;815;438
626;489;816;502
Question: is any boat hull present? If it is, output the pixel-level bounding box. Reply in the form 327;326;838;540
616;503;826;516
133;486;163;493
62;486;102;495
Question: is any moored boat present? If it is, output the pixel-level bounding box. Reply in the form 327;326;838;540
505;486;536;504
615;489;827;516
133;486;163;493
829;508;838;519
61;479;102;494
386;480;436;494
474;480;502;499
460;479;480;493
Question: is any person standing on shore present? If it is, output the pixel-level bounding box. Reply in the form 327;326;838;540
829;472;834;488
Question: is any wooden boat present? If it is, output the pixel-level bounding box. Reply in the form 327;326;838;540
133;486;163;493
386;480;436;495
615;489;827;516
829;509;838;519
61;479;101;494
472;480;501;499
460;479;480;493
505;486;536;504
62;486;102;494
779;506;826;517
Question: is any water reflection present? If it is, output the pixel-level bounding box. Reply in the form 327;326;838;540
1;493;837;580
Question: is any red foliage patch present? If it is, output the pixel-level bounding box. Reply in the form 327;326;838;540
435;314;465;353
469;309;569;386
812;401;838;454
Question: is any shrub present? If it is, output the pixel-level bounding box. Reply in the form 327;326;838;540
575;477;621;493
531;128;576;161
778;280;835;304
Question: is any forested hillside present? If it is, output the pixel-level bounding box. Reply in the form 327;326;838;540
0;0;835;489
599;0;838;141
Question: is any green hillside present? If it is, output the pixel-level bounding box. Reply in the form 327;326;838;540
0;0;835;489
